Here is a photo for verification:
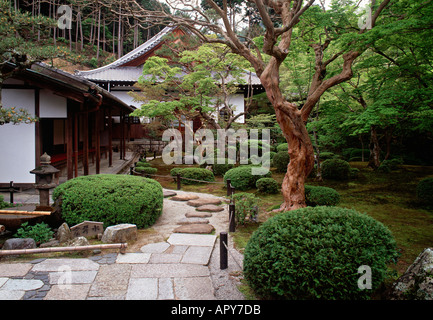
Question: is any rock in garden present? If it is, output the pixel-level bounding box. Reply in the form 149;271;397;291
163;190;177;198
170;194;200;201
186;198;222;207
101;224;137;243
66;236;90;247
177;217;210;225
196;205;224;212
185;212;213;218
56;222;72;243
173;224;215;234
2;238;36;251
387;248;433;300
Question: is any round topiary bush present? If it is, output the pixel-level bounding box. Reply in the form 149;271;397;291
52;174;163;229
256;178;279;194
321;159;351;180
276;143;288;152
224;165;271;191
138;167;158;177
175;167;215;185
243;206;399;300
272;151;290;173
304;185;340;206
416;177;433;204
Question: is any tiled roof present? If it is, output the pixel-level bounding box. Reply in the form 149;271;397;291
75;25;262;87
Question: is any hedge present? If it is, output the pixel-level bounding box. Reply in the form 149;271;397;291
272;151;290;173
256;178;279;194
416;177;433;204
243;206;399;300
52;174;163;229
305;185;340;206
321;159;351;180
224;165;271;191
170;167;215;184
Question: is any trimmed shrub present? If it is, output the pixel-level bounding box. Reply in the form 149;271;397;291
243;206;399;300
136;161;151;167
272;151;290;173
416;177;433;204
256;178;279;194
232;192;259;224
138;167;158;177
263;151;276;160
321;159;351;180
224;165;271;191
170;167;183;177
304;185;340;206
276;143;288;152
175;167;215;185
349;167;360;179
212;158;235;176
319;152;335;160
52;174;163;229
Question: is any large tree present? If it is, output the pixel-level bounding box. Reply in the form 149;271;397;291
99;0;404;211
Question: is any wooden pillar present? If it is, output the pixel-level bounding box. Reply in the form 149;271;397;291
34;89;41;168
67;106;73;180
95;109;101;174
120;111;124;160
108;108;113;167
74;112;79;177
83;104;89;175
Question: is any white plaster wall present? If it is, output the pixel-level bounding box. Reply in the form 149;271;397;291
39;89;67;118
228;94;245;123
0;89;36;184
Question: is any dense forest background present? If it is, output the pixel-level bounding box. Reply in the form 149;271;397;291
3;0;433;167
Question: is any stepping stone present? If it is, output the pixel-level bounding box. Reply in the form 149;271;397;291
196;205;224;212
167;234;217;247
177;217;209;225
140;242;170;254
173;224;215;234
163;190;177;198
185;212;212;218
186;198;222;207
170;194;200;201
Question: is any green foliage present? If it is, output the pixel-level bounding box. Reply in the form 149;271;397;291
256;178;279;194
224;165;271;191
136;161;151;167
232;192;259;225
171;167;215;185
321;159;351;180
416;177;433;204
52;174;163;229
272;151;290;173
276;143;288;152
14;222;54;244
0;194;10;209
212;158;234;176
137;167;158;176
304;185;340;206
243;207;399;300
319;152;335;160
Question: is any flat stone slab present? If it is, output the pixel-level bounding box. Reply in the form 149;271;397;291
32;258;100;272
185;212;212;218
126;278;158;300
173;224;215;234
44;284;91;300
181;246;213;265
167;233;217;247
174;277;216;300
149;253;182;264
140;242;170;254
163;190;177;198
170;194;200;201
186;198;222;207
177;217;209;225
116;253;151;264
130;263;210;278
0;263;32;277
49;271;98;285
0;279;44;291
196;205;224;212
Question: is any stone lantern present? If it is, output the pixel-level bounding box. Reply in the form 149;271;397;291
30;153;60;207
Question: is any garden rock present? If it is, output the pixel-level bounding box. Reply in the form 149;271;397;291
177;217;210;225
2;238;36;251
173;224;215;234
163;190;177;198
196;205;224;212
185;212;213;218
101;224;137;243
186;198;222;207
56;222;72;243
170;194;200;201
387;248;433;300
66;236;90;247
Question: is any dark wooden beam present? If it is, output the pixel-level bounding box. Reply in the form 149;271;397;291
108;108;113;167
95;109;101;174
83;104;89;176
34;89;41;168
67;105;74;180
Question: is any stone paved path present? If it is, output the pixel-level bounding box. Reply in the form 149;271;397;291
0;189;244;300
